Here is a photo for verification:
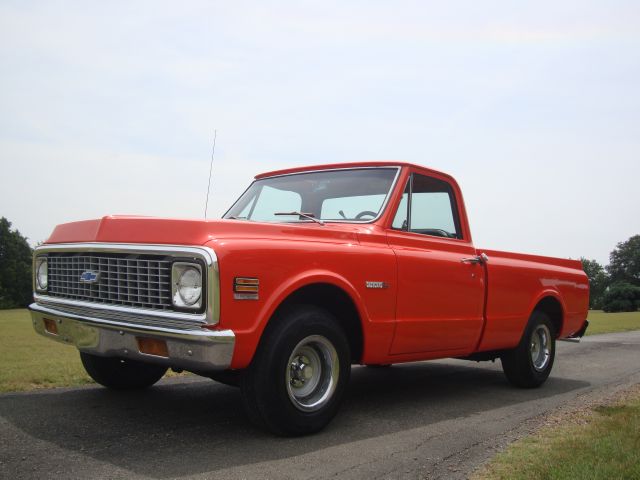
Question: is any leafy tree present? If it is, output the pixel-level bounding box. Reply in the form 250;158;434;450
601;282;640;313
580;258;609;309
607;235;640;286
0;217;33;308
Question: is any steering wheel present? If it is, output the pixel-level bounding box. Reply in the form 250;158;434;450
355;210;377;220
422;228;454;238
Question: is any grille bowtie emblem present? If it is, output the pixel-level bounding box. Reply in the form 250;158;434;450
79;270;100;283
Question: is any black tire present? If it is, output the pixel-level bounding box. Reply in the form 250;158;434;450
240;304;351;436
501;311;556;388
80;352;168;390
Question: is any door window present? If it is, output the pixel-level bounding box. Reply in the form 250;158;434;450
392;173;461;239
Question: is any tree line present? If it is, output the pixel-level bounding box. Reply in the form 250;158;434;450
581;235;640;312
0;216;639;312
0;217;33;308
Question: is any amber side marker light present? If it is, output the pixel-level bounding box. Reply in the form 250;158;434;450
137;337;169;358
234;277;260;300
234;277;260;293
43;318;58;335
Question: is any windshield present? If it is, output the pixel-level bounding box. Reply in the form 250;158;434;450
224;168;399;223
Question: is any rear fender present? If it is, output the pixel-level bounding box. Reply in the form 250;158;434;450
526;289;566;337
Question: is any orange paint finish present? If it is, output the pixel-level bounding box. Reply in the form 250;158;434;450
42;161;589;370
205;231;399;369
476;250;588;352
386;231;485;353
47;216;217;245
256;161;448;182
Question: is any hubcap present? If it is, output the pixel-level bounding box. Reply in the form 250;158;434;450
286;335;339;412
530;324;552;371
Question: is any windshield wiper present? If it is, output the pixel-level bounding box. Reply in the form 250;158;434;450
274;211;325;226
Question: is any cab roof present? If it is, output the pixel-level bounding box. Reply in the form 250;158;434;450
254;161;452;180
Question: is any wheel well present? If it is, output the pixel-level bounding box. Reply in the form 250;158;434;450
534;296;563;337
272;283;364;363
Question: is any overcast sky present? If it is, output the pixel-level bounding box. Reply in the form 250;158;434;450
1;1;638;265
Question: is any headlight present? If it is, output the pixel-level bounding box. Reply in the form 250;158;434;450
172;262;203;309
36;257;48;291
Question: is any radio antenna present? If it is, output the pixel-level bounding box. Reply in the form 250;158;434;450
204;129;217;219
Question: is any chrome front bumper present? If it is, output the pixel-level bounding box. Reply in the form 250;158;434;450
29;303;235;373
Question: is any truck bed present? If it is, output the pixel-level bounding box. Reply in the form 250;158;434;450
476;248;589;352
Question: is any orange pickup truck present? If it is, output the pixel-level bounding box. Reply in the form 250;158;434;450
30;162;589;435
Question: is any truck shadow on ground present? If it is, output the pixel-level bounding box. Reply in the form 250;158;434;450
0;360;588;478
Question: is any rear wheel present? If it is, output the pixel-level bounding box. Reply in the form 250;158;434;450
80;352;168;390
240;305;351;436
501;311;556;388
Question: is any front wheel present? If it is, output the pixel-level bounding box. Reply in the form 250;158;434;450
501;311;556;388
240;305;351;436
80;352;168;390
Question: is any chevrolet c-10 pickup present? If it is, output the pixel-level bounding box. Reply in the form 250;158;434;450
29;162;589;435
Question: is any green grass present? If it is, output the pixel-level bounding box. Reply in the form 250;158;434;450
0;309;186;393
0;309;93;392
586;310;640;335
0;308;638;393
474;390;640;480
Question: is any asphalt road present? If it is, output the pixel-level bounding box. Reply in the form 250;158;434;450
1;331;639;480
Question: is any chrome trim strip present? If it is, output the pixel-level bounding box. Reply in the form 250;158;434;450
33;296;206;329
223;166;402;225
32;243;220;326
29;303;234;371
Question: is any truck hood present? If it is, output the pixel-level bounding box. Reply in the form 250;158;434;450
45;215;362;246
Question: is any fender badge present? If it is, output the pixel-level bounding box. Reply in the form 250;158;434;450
365;281;389;289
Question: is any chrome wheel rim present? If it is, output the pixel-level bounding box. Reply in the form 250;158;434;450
286;335;339;412
530;324;552;371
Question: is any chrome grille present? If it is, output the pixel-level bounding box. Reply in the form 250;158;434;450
47;253;172;310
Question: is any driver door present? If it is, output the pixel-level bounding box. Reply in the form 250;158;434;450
388;172;485;354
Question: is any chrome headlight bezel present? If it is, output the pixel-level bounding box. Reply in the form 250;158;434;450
35;257;48;292
171;261;204;311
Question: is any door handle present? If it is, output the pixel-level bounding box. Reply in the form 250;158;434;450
461;253;489;264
